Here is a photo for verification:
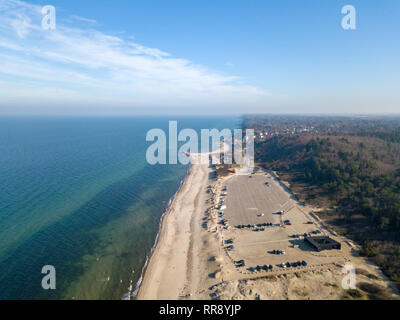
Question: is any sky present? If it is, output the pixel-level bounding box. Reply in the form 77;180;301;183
0;0;399;115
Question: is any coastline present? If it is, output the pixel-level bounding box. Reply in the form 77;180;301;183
130;165;191;299
135;147;228;300
136;161;210;299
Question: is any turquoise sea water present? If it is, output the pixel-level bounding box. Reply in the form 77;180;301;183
0;116;239;300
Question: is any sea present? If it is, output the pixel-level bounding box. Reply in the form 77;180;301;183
0;115;239;300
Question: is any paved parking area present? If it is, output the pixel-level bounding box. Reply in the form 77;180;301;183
223;173;294;226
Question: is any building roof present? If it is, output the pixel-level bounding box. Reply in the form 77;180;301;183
305;236;341;251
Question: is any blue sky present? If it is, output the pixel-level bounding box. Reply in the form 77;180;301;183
0;0;399;115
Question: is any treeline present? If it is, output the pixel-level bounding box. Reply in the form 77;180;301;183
354;129;400;144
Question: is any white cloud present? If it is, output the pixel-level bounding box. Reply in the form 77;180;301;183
0;0;268;113
69;15;98;25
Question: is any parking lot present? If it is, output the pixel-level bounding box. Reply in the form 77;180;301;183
219;172;344;278
223;174;294;226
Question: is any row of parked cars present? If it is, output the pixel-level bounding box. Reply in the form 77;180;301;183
248;264;274;272
290;230;321;239
279;260;307;268
235;222;276;230
237;260;308;271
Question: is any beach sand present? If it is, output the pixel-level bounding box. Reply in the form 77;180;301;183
137;159;214;299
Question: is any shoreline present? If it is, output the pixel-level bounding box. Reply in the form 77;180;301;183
130;165;192;299
135;149;225;300
136;160;209;299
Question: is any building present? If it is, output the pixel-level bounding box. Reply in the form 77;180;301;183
305;236;341;251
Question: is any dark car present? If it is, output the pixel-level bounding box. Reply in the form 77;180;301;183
302;260;307;266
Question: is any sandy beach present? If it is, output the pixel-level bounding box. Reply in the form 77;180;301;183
137;159;213;299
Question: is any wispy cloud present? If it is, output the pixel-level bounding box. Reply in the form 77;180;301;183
0;0;268;113
69;15;98;25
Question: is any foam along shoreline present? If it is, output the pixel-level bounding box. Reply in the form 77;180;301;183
128;167;189;299
136;153;211;299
